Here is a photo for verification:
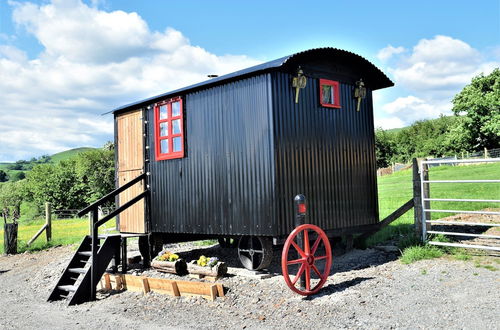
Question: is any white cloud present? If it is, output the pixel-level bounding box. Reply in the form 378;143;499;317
376;35;499;128
374;116;406;130
377;45;405;62
382;95;451;124
0;0;260;161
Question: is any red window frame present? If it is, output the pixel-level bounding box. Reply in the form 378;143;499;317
319;79;341;108
154;97;185;161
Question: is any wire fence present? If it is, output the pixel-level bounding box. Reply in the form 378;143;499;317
52;207;114;220
378;147;500;175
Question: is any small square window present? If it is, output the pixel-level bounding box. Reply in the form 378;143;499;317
319;79;340;108
159;105;168;119
159;122;168;137
154;97;185;161
160;138;169;153
172;119;181;134
172;101;181;117
173;137;182;152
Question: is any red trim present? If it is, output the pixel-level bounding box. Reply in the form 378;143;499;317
154;97;185;161
319;79;341;108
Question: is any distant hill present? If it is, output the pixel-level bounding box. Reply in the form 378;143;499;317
50;147;96;163
0;147;97;183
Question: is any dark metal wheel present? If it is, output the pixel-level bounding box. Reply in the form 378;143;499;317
238;236;273;270
218;237;237;248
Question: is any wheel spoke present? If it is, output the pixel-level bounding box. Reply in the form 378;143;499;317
315;255;328;261
250;250;255;268
303;229;310;254
239;249;250;253
253;250;264;254
311;236;322;255
305;264;311;291
292;263;306;285
312;264;322;278
287;258;305;265
290;239;307;258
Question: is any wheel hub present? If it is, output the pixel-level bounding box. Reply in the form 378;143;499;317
306;255;314;265
249;249;255;256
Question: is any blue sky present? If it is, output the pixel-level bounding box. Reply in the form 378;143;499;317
0;0;499;161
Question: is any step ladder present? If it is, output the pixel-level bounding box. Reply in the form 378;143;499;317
47;235;121;305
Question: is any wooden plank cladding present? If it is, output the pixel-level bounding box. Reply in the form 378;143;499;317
116;110;144;172
118;170;145;233
116;109;145;233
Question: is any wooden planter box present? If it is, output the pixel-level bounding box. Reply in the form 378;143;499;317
151;259;187;275
187;261;228;277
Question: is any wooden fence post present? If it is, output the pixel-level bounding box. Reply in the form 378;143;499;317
45;202;52;242
412;158;423;238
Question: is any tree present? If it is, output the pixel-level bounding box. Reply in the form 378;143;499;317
24;146;116;210
374;128;395;168
452;68;500;150
9;171;25;182
0;181;25;216
0;170;7;182
75;148;115;204
25;161;89;210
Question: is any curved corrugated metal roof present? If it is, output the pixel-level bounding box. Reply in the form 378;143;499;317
111;47;393;114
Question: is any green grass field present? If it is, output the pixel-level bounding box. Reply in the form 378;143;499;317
1;162;498;255
368;162;500;246
50;147;95;163
0;218;117;254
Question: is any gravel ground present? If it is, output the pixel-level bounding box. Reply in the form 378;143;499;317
0;241;498;329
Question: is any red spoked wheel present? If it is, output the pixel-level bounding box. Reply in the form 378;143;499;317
281;224;332;296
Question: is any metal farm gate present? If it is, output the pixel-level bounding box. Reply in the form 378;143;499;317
420;158;500;251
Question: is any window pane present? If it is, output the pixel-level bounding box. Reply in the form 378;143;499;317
322;85;333;104
160;139;169;154
173;137;182;152
172;101;181;117
159;122;168;137
172;119;181;134
159;105;168;119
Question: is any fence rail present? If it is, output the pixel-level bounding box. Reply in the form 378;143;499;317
420;157;500;252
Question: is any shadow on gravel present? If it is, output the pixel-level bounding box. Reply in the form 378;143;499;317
303;277;374;301
0;269;9;274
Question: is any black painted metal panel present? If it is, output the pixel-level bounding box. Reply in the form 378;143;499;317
112;48;393;115
147;74;276;236
271;72;379;236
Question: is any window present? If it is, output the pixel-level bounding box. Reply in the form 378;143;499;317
319;79;340;108
154;97;184;160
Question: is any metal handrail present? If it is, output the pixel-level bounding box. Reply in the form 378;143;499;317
77;173;146;217
76;173;148;302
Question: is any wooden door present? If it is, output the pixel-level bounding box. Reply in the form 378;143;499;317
116;110;145;233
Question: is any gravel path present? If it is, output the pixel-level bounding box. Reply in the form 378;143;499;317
0;242;498;329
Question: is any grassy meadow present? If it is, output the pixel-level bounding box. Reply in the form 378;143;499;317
1;161;498;255
0;217;117;254
369;162;500;247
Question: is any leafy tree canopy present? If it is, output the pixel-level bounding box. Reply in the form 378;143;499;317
452;68;500;149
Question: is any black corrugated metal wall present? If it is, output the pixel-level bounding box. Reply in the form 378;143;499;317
148;74;276;236
271;72;379;236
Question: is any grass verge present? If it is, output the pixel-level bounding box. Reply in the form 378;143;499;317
0;217;116;254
